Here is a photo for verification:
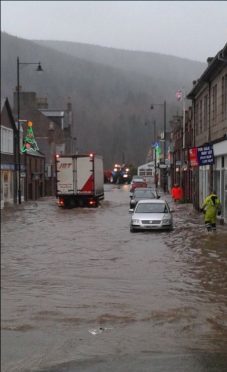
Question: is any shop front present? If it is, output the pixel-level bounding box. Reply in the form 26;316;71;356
0;164;16;208
213;140;227;222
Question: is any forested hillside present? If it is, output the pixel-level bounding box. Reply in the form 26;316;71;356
1;32;205;167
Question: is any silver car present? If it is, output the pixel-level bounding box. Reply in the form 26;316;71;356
130;199;173;232
129;187;160;209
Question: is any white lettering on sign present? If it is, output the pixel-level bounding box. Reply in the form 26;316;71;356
59;163;72;169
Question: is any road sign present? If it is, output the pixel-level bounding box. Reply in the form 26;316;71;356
159;164;167;169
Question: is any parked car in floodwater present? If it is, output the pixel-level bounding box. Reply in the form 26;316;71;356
130;199;173;232
130;176;147;192
129;187;160;209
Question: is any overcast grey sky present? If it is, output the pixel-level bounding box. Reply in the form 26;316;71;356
1;1;227;62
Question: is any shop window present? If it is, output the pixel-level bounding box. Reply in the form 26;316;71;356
3;172;9;199
221;74;227;120
10;172;13;195
1;126;13;154
214;170;220;197
224;170;227;220
1;173;4;201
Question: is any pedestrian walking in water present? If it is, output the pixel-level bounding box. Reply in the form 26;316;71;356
201;190;221;232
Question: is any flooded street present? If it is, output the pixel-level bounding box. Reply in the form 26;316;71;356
1;184;227;372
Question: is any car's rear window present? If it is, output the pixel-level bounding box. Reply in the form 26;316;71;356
134;190;155;198
135;203;168;213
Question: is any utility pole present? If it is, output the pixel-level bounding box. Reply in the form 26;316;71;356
150;100;167;192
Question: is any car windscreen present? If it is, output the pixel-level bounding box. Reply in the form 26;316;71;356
132;180;145;184
134;190;155;198
135;203;168;213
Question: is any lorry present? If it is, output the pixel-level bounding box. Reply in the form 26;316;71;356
56;153;104;208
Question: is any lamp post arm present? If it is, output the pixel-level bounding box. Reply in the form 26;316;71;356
18;62;42;65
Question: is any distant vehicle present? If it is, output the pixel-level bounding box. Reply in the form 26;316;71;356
130;177;147;192
111;164;132;184
129;199;173;232
129;187;160;209
56;153;104;208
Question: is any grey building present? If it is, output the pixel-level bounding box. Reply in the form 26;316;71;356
13;89;67;196
187;43;227;221
1;98;17;208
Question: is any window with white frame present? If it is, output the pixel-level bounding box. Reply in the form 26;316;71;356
0;126;14;154
221;74;227;120
195;102;199;135
203;95;208;131
199;99;202;133
212;84;217;123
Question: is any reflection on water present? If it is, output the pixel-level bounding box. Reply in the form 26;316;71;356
1;186;227;371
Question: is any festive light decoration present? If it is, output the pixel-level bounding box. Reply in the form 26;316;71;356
21;121;39;153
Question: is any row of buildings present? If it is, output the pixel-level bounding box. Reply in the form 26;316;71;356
170;43;227;221
1;90;73;209
1;43;227;221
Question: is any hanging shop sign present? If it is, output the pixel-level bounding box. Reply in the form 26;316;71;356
197;145;214;165
189;145;214;166
189;147;199;166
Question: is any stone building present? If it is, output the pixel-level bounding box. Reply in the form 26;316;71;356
169;107;194;203
0;98;17;208
13;89;67;196
187;43;227;220
24;150;45;201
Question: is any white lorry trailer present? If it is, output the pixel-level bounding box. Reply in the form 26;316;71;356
56;153;104;208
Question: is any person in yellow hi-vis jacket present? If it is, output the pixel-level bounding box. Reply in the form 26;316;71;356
201;191;221;232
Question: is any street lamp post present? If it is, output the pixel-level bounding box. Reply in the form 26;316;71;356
163;100;166;163
16;56;43;204
150;100;167;192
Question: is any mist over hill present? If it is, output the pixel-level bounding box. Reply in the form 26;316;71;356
1;32;205;167
35;39;205;89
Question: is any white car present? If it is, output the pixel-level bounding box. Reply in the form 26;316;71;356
130;199;173;232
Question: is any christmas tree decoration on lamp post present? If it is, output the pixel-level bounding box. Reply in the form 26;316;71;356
21;121;39;153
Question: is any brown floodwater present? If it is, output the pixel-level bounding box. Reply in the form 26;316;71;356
1;184;227;372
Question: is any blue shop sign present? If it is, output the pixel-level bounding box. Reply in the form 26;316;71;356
197;145;214;165
0;164;26;171
1;163;15;170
